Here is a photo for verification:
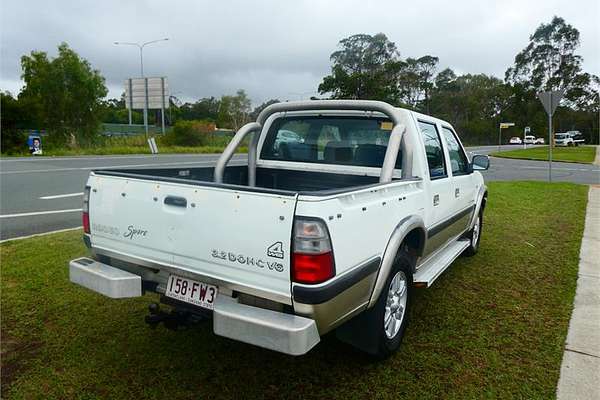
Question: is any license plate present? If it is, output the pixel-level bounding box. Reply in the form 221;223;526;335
165;275;218;310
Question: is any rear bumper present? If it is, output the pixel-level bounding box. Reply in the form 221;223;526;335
69;257;320;355
70;258;142;298
213;295;319;355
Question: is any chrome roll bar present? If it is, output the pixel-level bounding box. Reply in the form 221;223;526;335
214;100;408;185
214;122;261;184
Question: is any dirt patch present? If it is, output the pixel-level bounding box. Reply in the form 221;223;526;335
1;329;43;397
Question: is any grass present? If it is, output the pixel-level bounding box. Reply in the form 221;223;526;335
26;145;246;157
490;145;597;164
0;181;588;399
1;134;247;157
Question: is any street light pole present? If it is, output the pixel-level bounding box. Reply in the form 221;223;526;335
114;38;169;136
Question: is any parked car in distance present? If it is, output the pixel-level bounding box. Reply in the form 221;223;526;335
534;137;545;144
509;137;522;144
273;129;304;151
69;100;489;359
554;133;575;147
567;131;585;146
523;135;536;145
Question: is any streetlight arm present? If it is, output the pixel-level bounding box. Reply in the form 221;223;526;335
114;41;142;49
141;38;169;48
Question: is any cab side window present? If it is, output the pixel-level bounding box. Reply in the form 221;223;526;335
418;121;446;178
441;127;469;175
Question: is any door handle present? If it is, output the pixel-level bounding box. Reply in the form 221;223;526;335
433;194;440;206
455;188;460;198
164;196;187;208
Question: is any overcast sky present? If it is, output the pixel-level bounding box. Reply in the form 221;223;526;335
1;0;598;106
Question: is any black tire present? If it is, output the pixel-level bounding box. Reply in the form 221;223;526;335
336;251;414;359
463;211;483;257
372;252;414;358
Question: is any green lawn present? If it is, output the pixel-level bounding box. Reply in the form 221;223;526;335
490;145;597;164
1;133;246;157
19;145;246;157
0;182;588;399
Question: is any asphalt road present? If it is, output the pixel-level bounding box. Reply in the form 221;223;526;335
1;146;598;240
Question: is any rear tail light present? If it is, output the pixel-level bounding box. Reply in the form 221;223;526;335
291;218;335;284
82;186;91;234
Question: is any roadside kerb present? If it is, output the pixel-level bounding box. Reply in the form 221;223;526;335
556;185;600;399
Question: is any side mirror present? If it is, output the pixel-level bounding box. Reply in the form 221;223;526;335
471;154;490;171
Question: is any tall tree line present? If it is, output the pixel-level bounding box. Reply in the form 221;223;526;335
318;17;599;145
2;16;598;153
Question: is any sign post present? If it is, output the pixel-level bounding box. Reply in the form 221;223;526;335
128;79;133;125
160;77;166;135
125;77;170;150
523;126;530;149
498;122;515;151
537;89;565;182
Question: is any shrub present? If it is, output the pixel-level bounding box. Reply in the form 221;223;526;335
0;129;28;154
161;120;216;147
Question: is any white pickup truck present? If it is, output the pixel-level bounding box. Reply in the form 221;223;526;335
70;100;489;358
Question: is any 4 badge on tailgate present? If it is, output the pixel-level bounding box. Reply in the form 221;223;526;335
165;275;217;310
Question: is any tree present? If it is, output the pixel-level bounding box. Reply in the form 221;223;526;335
1;92;30;153
505;16;598;108
179;97;220;121
19;42;108;145
217;89;251;131
415;55;439;113
429;73;510;144
394;56;439;111
250;99;280;120
318;33;400;101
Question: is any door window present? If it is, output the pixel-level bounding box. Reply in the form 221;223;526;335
441;127;469;175
418;121;446;178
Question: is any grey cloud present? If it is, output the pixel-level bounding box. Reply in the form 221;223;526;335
1;0;598;105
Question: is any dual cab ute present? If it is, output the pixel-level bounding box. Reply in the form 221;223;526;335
70;100;489;358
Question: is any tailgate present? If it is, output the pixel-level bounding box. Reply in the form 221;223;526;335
88;173;298;301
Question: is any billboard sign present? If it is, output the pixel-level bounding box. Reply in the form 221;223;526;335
125;77;169;110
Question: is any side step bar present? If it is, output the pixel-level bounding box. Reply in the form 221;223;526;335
413;239;470;287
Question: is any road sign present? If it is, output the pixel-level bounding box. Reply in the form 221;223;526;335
525;126;530;134
537;90;565;116
538;89;565;182
124;77;169;138
498;122;516;151
125;77;169;109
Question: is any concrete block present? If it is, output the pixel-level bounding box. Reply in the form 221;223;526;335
557;351;600;400
564;276;600;357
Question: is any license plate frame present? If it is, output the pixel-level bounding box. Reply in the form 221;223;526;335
165;274;218;310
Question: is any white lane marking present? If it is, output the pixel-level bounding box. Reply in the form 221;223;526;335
0;159;245;175
0;226;82;243
0;208;82;218
40;192;83;200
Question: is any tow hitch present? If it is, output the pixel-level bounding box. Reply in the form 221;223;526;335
144;303;205;330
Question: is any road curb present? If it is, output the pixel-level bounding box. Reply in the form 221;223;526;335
0;227;82;244
556;186;600;399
